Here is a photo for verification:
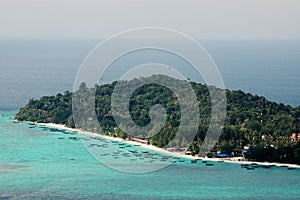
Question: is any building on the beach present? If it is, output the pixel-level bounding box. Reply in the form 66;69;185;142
127;135;149;144
290;133;300;141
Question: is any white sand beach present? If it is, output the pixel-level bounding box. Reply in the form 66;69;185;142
30;122;300;168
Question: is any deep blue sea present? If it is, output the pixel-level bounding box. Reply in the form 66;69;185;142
1;39;300;199
1;39;300;110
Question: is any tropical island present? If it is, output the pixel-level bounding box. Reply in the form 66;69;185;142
15;75;300;165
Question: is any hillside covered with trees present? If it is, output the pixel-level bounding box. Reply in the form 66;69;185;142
15;75;300;164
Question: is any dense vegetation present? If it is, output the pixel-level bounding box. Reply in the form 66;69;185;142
15;75;300;164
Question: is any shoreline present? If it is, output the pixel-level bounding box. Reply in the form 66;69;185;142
24;121;300;169
32;121;192;158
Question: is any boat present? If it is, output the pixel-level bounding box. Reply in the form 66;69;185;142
287;167;296;170
250;163;259;166
206;163;214;166
69;136;79;140
98;144;108;148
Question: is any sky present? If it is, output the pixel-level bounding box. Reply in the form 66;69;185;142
0;0;300;40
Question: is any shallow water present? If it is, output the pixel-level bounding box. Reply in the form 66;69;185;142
0;111;300;199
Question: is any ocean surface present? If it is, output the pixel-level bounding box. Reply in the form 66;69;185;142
1;111;300;199
0;40;300;110
1;39;300;199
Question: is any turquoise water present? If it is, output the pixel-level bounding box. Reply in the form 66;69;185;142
1;111;300;199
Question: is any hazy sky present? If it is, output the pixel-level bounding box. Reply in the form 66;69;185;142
1;0;300;40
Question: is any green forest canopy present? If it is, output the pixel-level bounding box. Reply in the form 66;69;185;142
15;75;300;164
